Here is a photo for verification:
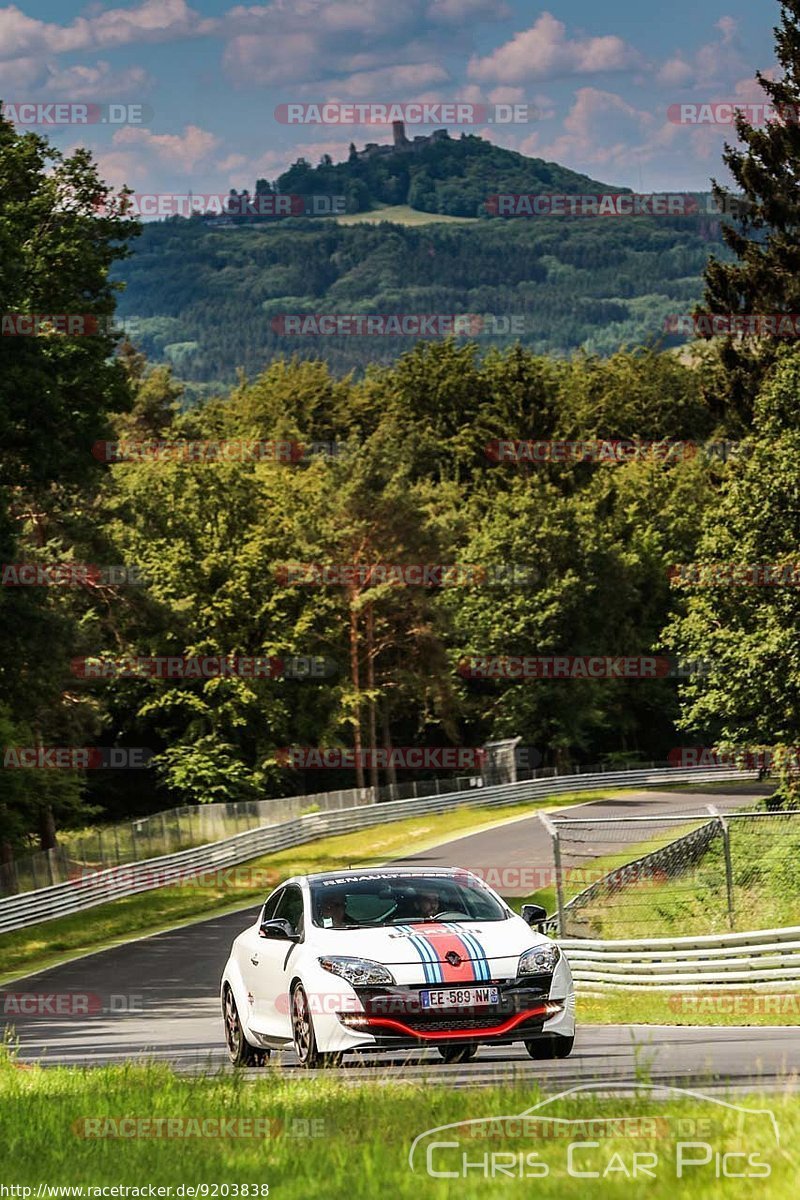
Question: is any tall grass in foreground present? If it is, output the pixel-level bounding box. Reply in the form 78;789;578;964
0;1048;797;1198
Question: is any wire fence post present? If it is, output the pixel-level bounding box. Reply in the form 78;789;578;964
539;812;565;936
707;804;735;930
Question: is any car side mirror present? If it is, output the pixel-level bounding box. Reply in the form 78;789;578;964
259;918;299;941
521;903;547;928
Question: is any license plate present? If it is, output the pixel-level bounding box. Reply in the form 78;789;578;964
420;986;499;1008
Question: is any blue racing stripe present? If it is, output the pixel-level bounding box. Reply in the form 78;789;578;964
399;926;443;983
448;924;491;981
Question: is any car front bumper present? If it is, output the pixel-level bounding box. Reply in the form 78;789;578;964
330;977;573;1049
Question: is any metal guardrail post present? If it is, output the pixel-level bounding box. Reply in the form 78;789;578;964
539;811;565;937
707;804;735;929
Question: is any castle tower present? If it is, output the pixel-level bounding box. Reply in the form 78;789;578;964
392;120;409;149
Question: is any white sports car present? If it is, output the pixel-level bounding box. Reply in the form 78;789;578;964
220;866;575;1067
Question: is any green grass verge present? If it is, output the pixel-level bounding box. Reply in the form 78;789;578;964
1;1051;795;1196
0;790;619;983
576;991;800;1026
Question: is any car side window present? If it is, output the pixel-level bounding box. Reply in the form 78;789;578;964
261;888;284;922
274;885;304;937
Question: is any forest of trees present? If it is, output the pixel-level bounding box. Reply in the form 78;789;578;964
115;213;729;387
4;0;800;858
270;131;618;218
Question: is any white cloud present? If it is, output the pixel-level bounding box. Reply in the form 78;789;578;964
0;0;212;61
223;30;320;86
656;16;748;89
330;62;450;97
525;87;658;171
39;61;152;100
0;53;41;87
468;12;640;85
110;123;221;171
427;0;510;23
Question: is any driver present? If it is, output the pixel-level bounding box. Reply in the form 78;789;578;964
416;888;441;919
319;892;349;928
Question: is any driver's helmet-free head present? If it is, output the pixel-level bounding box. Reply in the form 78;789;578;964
319;890;347;926
416;888;441;916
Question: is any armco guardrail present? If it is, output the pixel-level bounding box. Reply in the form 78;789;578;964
0;764;753;934
560;926;800;990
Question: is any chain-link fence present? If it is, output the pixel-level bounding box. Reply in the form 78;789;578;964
545;806;800;938
0;788;372;897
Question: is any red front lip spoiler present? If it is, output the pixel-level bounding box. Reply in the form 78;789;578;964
358;1006;555;1041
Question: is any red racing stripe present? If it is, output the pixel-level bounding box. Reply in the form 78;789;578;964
409;922;477;982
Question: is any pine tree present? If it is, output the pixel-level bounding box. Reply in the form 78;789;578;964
699;0;800;429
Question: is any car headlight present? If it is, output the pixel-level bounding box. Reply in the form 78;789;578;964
517;944;561;976
318;956;396;986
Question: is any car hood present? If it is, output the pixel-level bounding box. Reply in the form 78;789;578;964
315;917;548;985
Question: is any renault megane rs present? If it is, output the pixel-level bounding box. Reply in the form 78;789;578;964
221;866;575;1067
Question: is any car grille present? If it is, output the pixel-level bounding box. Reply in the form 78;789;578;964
340;981;559;1039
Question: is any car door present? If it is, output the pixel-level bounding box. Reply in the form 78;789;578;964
238;887;284;1029
248;884;305;1038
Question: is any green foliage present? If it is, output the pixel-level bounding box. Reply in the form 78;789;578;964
0;109;139;847
664;346;800;800
114;214;728;383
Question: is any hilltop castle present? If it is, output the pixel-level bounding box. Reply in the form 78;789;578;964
356;120;449;160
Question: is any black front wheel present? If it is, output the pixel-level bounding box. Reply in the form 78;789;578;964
222;985;269;1067
524;1033;574;1060
437;1043;478;1064
291;984;342;1069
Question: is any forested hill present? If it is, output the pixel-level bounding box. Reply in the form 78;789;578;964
114;211;728;388
270;131;621;217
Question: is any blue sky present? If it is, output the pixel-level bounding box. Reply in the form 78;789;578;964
0;1;781;195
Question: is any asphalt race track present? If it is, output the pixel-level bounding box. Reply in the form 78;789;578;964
4;784;791;1090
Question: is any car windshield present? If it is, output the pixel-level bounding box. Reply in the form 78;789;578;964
310;873;508;928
